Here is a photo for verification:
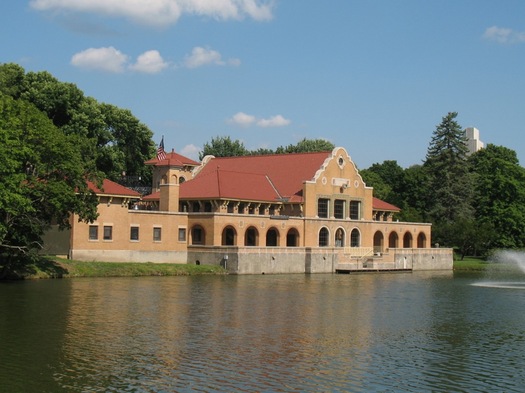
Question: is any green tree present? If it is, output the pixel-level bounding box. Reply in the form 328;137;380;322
0;94;99;275
275;138;334;153
433;219;494;259
469;144;525;248
0;63;155;182
199;136;249;160
359;169;392;201
424;112;473;225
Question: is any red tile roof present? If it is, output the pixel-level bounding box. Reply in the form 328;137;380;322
372;197;400;212
145;150;200;167
181;151;331;203
87;179;141;197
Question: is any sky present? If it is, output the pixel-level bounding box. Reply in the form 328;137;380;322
2;1;525;168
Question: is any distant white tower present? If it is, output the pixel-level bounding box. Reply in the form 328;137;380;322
464;127;484;155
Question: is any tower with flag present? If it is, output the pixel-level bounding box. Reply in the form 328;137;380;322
157;136;167;161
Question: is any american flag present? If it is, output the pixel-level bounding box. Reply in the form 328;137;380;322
157;137;167;161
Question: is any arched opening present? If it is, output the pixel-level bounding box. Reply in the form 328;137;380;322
319;227;329;247
403;232;413;248
388;232;399;248
373;231;384;254
179;176;186;184
221;226;236;246
286;228;299;247
335;228;345;247
245;226;259;246
191;225;205;245
350;228;360;247
417;232;427;248
266;227;279;247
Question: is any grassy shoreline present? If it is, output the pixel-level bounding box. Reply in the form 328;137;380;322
1;256;514;280
2;257;226;280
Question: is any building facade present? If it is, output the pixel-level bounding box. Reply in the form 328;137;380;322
64;147;452;274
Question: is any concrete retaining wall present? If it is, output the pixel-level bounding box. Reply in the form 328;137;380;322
394;248;453;271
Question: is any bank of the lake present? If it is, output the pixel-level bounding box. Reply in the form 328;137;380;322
2;255;510;280
3;257;226;280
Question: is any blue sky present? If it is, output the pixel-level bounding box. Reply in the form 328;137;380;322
2;1;525;168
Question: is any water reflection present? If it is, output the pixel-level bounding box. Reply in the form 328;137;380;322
2;271;525;392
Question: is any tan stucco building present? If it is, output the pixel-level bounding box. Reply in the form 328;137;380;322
63;147;452;274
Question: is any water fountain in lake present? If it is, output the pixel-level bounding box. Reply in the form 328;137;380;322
471;250;525;289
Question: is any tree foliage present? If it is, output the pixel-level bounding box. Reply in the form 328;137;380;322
469;144;525;248
0;93;99;271
423;112;473;225
0;63;156;183
199;136;249;160
275;138;334;154
199;136;334;159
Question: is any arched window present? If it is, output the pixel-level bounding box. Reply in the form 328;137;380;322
350;228;360;247
403;232;413;248
266;227;279;246
373;231;384;254
417;232;427;248
245;226;258;246
286;228;299;247
335;228;345;247
388;232;399;248
191;225;205;245
179;176;186;184
319;227;329;247
222;226;236;246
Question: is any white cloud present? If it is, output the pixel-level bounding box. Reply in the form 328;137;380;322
257;114;291;128
229;112;256;126
228;112;291;128
180;144;200;161
183;46;240;69
184;47;222;68
71;47;170;73
483;26;525;44
129;50;168;74
30;0;274;27
71;46;128;73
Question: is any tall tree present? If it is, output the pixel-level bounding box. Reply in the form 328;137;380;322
199;136;249;160
469;144;525;248
424;112;473;225
0;63;155;182
275;138;334;154
0;94;99;273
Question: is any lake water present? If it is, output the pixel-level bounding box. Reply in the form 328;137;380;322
1;271;525;392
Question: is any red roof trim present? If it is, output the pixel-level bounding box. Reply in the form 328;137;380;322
372;197;400;211
87;179;141;197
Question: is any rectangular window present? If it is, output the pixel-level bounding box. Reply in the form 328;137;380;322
192;227;203;245
238;203;245;214
103;226;112;240
334;199;345;219
89;225;98;240
130;226;139;241
318;198;329;218
153;227;162;242
350;201;361;220
178;227;187;242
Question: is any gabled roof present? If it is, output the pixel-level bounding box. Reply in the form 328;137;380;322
87;179;141;198
372;197;400;212
180;169;282;201
145;150;200;167
185;151;331;203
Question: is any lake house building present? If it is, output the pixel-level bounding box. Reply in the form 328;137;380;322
62;146;452;274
